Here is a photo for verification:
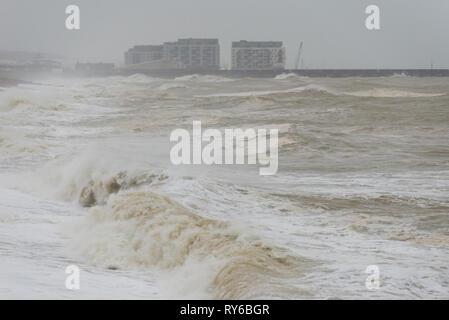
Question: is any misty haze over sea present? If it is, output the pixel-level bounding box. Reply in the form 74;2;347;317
1;0;448;68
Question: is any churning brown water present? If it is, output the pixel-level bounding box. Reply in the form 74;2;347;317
0;73;448;299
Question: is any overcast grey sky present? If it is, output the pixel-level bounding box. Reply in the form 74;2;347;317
1;0;448;68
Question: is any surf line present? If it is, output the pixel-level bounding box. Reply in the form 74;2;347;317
170;121;279;176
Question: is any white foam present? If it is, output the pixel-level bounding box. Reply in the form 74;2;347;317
175;74;234;82
196;84;338;98
66;190;304;299
156;83;187;91
274;73;303;80
344;88;445;98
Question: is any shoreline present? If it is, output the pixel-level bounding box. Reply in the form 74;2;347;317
117;68;449;79
3;68;449;81
0;77;32;89
0;77;21;88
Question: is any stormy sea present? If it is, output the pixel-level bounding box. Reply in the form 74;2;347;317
0;73;448;299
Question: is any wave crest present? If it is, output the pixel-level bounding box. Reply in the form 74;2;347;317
68;191;306;298
196;84;339;98
79;172;168;207
344;88;445;98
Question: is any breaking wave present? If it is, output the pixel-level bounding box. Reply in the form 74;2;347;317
274;73;306;80
196;84;339;98
155;83;188;91
0;127;48;158
122;74;155;84
174;74;234;83
78;171;168;207
344;88;446;98
66;191;306;299
0;87;68;113
2;145;168;205
391;73;411;78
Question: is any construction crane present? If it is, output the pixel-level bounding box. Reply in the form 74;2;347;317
294;42;303;70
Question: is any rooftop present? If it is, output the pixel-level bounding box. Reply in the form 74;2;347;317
232;41;283;48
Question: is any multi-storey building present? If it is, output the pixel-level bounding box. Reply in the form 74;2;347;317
163;38;220;69
124;45;163;65
231;41;286;70
124;39;220;70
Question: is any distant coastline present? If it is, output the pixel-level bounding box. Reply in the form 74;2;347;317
2;68;449;82
118;68;449;78
0;77;22;88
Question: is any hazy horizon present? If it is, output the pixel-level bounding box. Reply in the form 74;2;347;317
1;0;448;68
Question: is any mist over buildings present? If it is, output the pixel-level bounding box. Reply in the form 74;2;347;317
0;0;448;68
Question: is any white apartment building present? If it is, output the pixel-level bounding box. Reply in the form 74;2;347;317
163;38;220;70
124;45;164;66
124;39;220;70
231;41;286;70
